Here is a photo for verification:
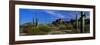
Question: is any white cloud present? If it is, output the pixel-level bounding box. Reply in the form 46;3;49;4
44;10;66;19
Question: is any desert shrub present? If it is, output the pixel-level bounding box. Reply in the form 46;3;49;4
65;24;73;29
28;27;44;35
59;24;73;30
38;25;51;32
84;24;90;33
24;25;52;35
20;27;24;33
21;26;33;33
59;25;67;30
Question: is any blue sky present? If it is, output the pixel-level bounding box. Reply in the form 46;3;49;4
19;8;90;25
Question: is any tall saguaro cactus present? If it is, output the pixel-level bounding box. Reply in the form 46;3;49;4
32;17;35;25
76;14;78;32
35;18;38;27
80;11;85;33
32;17;39;28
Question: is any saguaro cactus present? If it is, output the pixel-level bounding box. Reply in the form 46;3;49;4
32;17;35;25
35;18;38;27
32;17;39;28
80;11;86;33
76;14;78;32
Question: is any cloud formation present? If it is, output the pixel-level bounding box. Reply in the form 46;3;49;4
44;10;66;19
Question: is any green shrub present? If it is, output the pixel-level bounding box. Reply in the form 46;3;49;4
38;25;51;32
59;24;73;30
65;24;73;29
59;25;67;30
27;25;52;35
84;24;90;33
28;27;44;35
20;27;24;33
